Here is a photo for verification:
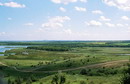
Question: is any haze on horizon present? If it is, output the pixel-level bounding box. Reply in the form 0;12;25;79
0;0;130;41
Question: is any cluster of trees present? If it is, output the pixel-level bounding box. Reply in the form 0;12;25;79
27;43;130;52
8;76;37;84
80;67;119;76
82;43;130;47
51;75;66;84
121;64;130;84
1;41;130;49
27;46;70;51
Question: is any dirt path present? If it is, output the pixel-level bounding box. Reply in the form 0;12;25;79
0;62;7;66
0;60;129;73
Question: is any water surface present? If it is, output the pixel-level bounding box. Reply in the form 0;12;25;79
0;46;27;56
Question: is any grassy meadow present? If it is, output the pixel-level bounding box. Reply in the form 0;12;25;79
0;41;130;84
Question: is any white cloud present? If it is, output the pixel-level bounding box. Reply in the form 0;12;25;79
8;18;12;20
36;28;89;40
48;16;71;23
42;16;71;30
105;23;115;27
59;7;66;12
0;2;26;8
63;29;72;34
121;16;130;20
85;20;102;26
116;23;124;27
92;10;103;14
24;23;34;26
99;16;111;21
51;0;87;4
75;6;86;12
0;32;6;36
103;0;130;11
125;24;129;26
80;0;87;3
42;23;63;29
51;0;77;4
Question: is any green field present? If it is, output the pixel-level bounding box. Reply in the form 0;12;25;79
0;41;130;84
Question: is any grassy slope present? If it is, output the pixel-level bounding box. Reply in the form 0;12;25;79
34;73;122;84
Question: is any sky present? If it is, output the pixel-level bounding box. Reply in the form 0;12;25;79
0;0;130;41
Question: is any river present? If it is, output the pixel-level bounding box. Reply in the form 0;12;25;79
0;46;27;56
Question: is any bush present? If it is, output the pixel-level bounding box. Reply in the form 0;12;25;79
51;74;66;84
80;69;87;75
121;64;130;84
80;80;86;84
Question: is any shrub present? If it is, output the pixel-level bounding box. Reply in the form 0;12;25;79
80;80;86;84
80;69;87;75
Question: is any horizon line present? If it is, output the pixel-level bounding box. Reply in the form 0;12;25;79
0;40;130;42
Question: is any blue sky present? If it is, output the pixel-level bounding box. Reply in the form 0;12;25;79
0;0;130;40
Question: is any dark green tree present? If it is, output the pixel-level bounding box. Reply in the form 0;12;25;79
51;75;59;84
80;69;87;75
60;75;66;84
51;74;66;84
